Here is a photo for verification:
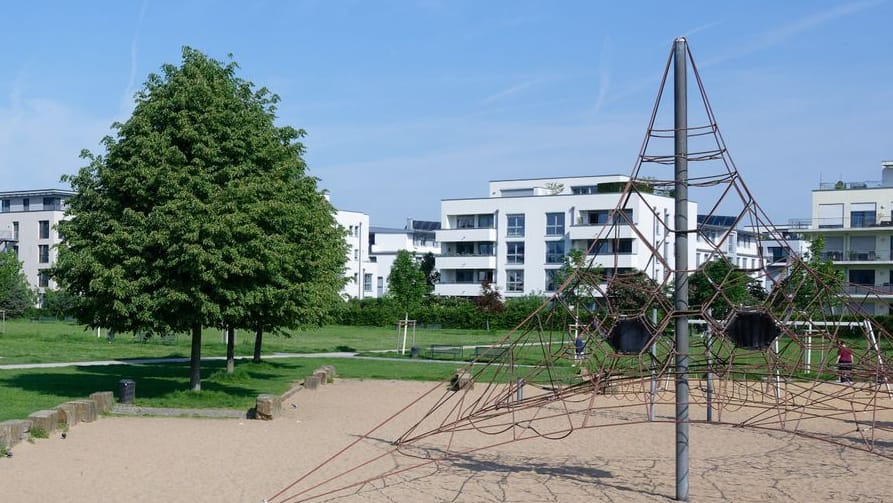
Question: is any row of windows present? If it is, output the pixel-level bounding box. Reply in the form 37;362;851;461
1;198;62;213
4;220;52;240
458;213;568;236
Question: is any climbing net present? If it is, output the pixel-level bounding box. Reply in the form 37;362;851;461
264;42;893;503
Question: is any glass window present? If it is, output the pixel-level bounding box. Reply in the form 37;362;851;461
546;241;565;264
39;244;50;263
546;213;565;236
363;273;373;292
571;185;597;195
506;242;525;264
546;269;560;291
38;270;49;288
43;197;59;210
23;198;30;211
1;200;9;213
12;221;19;240
39;220;50;239
506;270;524;292
456;243;474;255
477;214;494;229
478;243;495;255
456;215;475;229
506;214;525;237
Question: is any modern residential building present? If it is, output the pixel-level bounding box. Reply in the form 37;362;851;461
435;175;697;297
0;189;74;303
369;218;440;298
746;223;810;292
334;209;378;300
695;215;763;276
798;161;893;315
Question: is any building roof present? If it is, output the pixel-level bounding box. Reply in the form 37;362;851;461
0;188;76;198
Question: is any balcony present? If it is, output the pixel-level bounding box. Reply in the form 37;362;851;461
569;223;637;241
437;254;497;269
844;284;893;297
436;282;485;297
437;227;497;242
822;250;893;262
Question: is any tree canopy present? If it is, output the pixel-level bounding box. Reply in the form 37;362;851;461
387;250;428;316
689;258;764;319
54;47;347;390
0;250;34;317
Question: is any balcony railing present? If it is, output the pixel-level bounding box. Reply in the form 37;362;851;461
822;250;893;262
844;284;893;295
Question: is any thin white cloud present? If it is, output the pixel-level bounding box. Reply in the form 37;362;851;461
481;78;542;105
120;0;149;116
593;35;613;115
703;0;885;67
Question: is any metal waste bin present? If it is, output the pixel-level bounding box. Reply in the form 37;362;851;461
118;379;136;404
410;346;420;358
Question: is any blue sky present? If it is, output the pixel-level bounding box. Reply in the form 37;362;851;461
1;1;890;227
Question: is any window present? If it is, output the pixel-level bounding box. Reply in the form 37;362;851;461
1;199;8;213
456;215;475;229
456;243;474;255
39;245;50;263
39;220;50;239
571;185;597;195
851;203;877;228
506;214;525;237
363;273;373;292
12;221;19;240
477;214;494;229
38;270;49;288
593;238;634;255
23;198;30;211
43;197;60;210
546;241;565;264
506;242;525;264
478;243;494;255
546;213;565;236
545;269;560;291
506;270;524;292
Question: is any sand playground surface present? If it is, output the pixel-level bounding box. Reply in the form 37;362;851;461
4;378;893;502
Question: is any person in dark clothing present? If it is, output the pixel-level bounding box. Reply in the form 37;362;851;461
837;342;854;384
574;333;585;366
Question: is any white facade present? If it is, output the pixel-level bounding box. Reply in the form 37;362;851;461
369;219;440;298
435;175;697;297
799;161;893;315
0;189;73;300
694;215;763;277
334;209;378;300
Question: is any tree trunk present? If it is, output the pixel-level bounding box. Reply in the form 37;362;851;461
226;325;235;374
189;323;202;391
253;323;263;363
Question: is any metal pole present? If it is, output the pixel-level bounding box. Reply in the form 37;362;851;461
673;36;690;502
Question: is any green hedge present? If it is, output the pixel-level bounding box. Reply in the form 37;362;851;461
332;295;561;330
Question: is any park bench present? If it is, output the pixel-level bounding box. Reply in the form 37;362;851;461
429;345;463;359
472;345;508;362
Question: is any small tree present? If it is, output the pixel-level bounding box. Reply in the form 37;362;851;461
475;280;504;331
0;250;34;317
419;251;440;295
769;237;844;316
689;258;761;319
388;250;428;353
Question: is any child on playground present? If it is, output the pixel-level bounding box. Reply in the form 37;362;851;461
573;333;585;366
837;342;854;384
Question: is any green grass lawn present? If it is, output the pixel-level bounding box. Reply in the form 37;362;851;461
1;319;889;423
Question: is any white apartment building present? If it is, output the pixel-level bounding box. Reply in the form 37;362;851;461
695;215;763;276
799;161;893;315
435;175;697;297
335;209;378;300
0;189;73;301
369;218;440;298
746;223;810;292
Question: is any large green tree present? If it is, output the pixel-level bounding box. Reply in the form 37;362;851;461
0;250;34;317
55;47;347;390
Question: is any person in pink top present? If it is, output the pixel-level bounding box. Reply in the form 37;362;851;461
837;342;854;383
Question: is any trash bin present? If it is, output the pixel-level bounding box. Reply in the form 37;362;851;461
410;346;420;359
117;379;135;404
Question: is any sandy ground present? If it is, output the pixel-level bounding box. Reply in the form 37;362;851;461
3;378;893;503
